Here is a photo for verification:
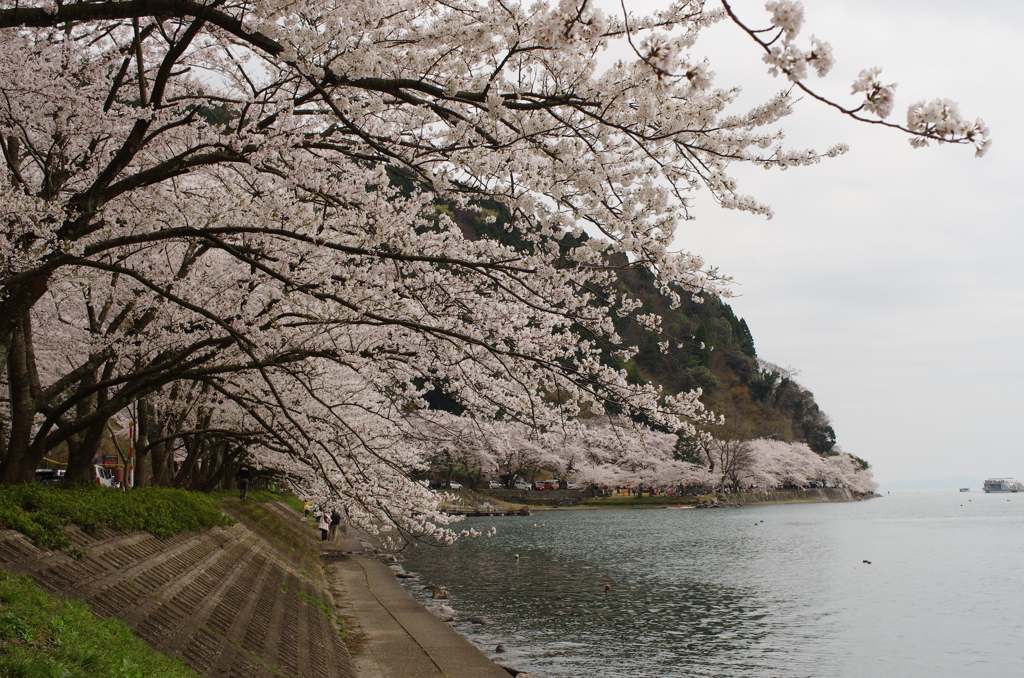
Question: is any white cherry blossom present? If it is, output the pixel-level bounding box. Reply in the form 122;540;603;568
0;0;974;537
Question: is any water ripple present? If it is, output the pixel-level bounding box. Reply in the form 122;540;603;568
398;494;1024;677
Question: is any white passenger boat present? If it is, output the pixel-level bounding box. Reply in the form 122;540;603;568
982;478;1024;493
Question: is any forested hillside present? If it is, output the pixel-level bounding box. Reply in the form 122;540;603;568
448;197;838;455
612;268;837;454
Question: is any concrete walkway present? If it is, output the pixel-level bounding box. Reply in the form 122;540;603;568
325;535;511;678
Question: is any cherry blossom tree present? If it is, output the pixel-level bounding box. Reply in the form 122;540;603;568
0;1;968;537
725;438;876;492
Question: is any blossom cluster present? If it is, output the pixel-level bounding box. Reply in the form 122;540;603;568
533;0;607;47
760;1;834;82
850;67;898;119
745;1;986;155
907;99;991;156
413;415;876;498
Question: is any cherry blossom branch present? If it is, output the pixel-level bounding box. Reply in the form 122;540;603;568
720;0;990;156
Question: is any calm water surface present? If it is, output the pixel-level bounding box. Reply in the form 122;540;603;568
396;491;1024;677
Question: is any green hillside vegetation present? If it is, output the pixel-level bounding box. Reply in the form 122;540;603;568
435;192;838;455
611;266;836;453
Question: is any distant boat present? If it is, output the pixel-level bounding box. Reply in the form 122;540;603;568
959;487;970;492
982;478;1024;493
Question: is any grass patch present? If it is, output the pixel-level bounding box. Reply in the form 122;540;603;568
297;588;349;640
274;492;305;514
0;483;233;550
208;489;302;512
220;498;320;572
0;569;202;678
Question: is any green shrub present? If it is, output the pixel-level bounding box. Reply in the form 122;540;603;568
0;484;233;549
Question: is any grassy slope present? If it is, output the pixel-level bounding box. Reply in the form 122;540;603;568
0;484;320;674
0;484;233;677
0;570;202;678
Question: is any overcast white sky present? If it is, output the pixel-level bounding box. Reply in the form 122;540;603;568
603;0;1023;484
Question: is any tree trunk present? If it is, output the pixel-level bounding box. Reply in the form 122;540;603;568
64;370;101;482
173;416;209;488
150;440;170;485
134;398;150;487
67;419;107;482
2;320;40;483
199;442;234;492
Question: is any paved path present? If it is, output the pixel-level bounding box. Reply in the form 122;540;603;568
325;536;511;678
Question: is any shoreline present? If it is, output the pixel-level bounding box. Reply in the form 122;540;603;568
473;486;874;512
348;491;876;675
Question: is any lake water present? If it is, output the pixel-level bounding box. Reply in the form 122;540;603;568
396;491;1024;677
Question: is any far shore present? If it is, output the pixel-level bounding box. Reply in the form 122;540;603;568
444;487;874;514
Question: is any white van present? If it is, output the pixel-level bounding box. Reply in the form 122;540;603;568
93;465;117;488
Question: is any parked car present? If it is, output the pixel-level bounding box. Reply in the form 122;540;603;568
486;480;504;489
34;469;60;485
566;481;584;490
514;480;532;490
533;480;556;490
446;481;463;490
425;480;443;490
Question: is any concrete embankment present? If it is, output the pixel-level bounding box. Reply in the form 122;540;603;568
0;498;514;678
0;499;353;678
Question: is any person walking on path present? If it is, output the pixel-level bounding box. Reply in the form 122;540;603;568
329;510;343;541
318;512;330;541
236;466;252;500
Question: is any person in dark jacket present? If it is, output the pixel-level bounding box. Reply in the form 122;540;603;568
236;466;252;500
328;510;343;541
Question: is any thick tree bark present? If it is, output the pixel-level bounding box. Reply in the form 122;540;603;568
135;445;150;488
2;320;40;483
67;420;107;482
198;441;233;492
173;413;210;487
64;371;100;482
0;276;48;350
150;440;170;486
